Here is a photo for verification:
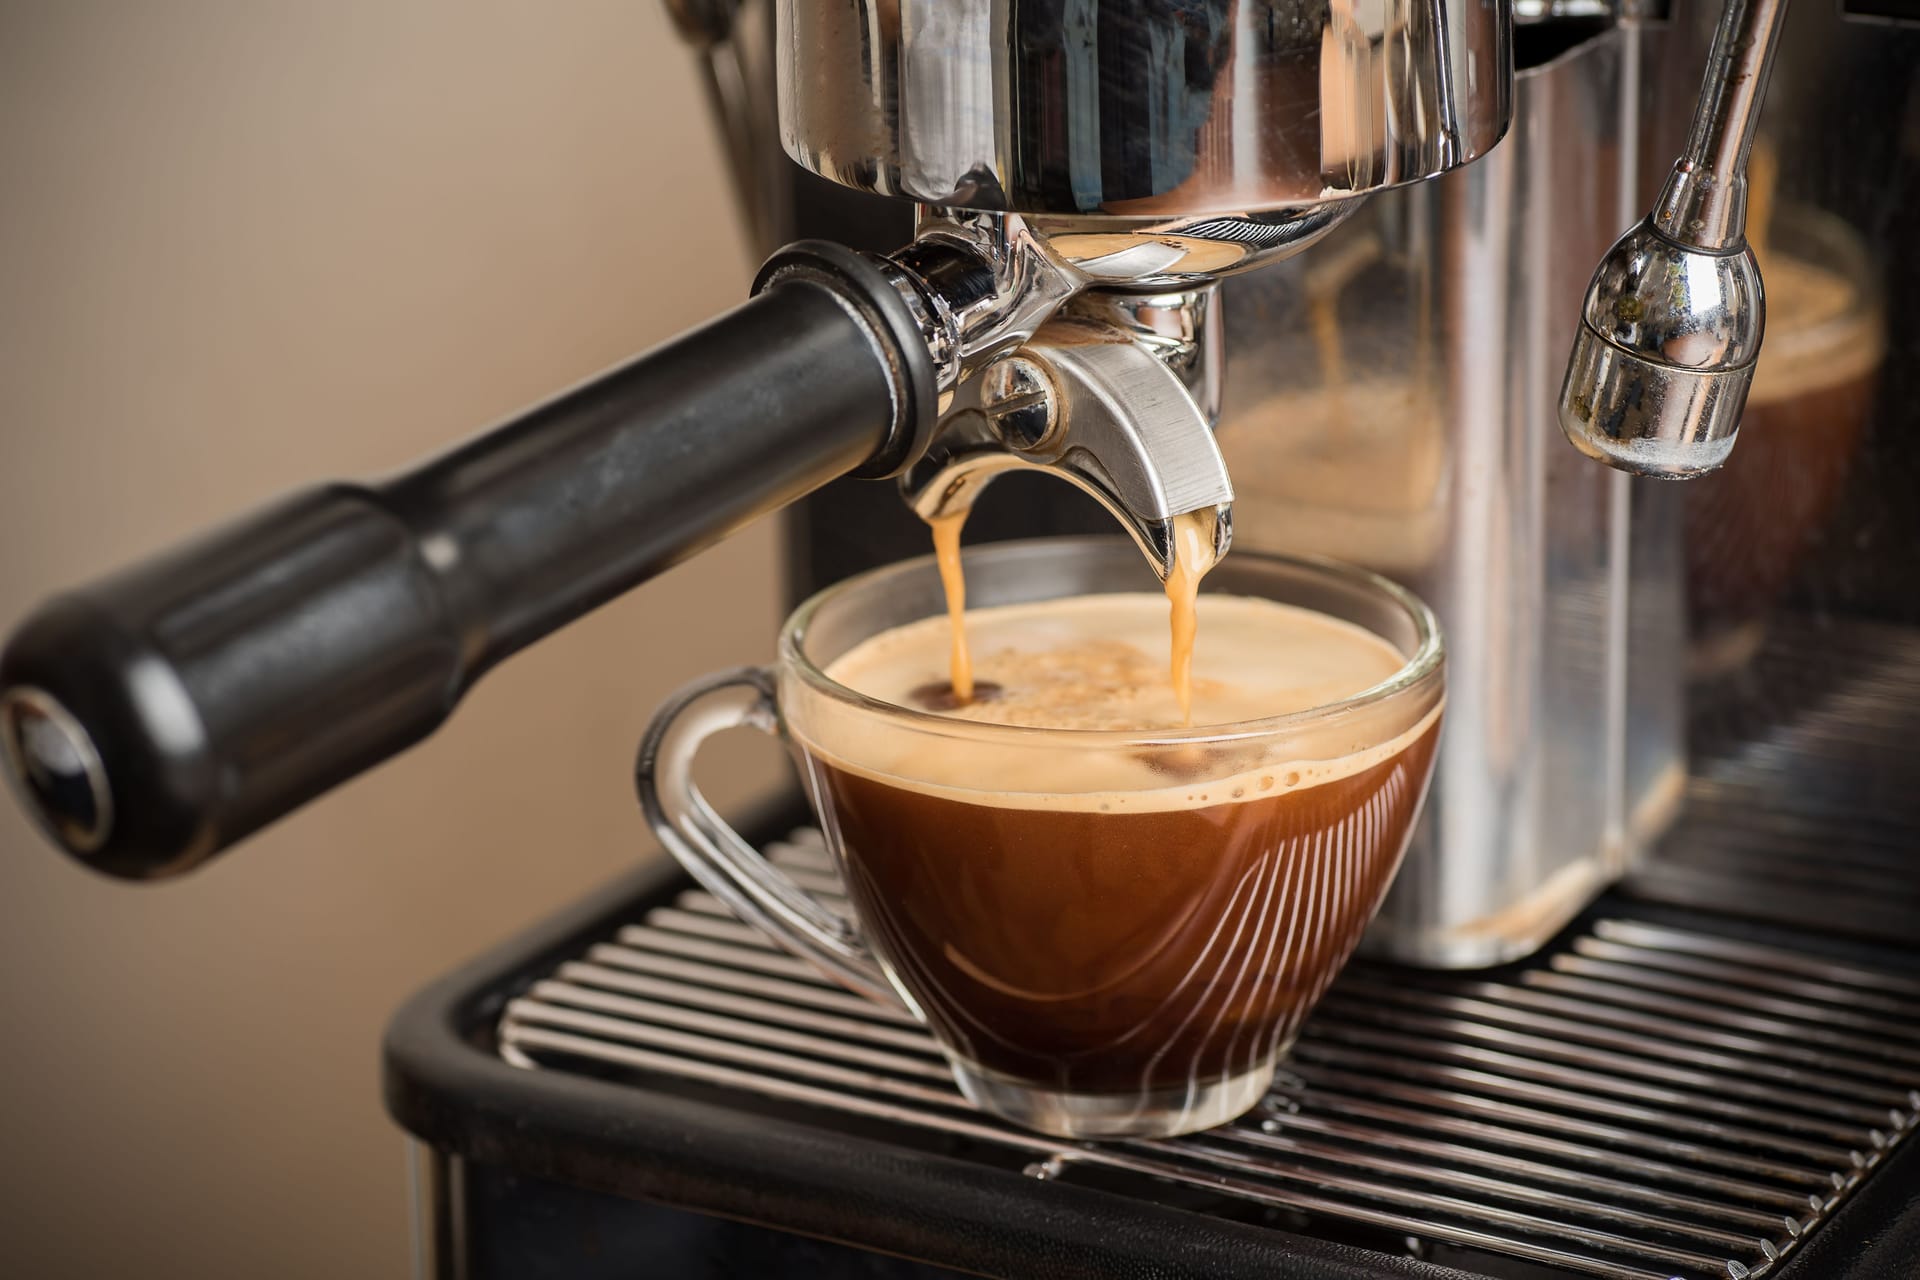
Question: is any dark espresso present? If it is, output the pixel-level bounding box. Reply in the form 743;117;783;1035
803;594;1439;1099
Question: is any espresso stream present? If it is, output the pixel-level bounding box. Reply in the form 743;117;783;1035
807;594;1440;1099
927;509;1219;722
929;511;975;703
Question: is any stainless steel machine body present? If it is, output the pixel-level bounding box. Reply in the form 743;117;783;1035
1320;0;1906;960
1217;21;1689;965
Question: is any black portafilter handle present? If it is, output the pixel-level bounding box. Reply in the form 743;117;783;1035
0;242;936;880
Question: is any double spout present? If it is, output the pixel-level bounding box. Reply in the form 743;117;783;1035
875;201;1366;576
900;304;1234;578
890;216;1247;579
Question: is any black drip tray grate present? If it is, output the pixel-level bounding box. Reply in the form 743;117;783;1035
499;831;1920;1280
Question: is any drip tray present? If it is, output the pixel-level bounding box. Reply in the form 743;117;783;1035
496;829;1920;1280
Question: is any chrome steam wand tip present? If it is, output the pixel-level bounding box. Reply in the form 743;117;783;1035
1558;0;1788;479
1559;219;1764;478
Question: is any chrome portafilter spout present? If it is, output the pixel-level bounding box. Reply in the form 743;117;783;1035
1558;0;1791;478
899;292;1238;579
888;205;1365;579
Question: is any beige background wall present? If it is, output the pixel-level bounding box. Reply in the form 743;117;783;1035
0;3;787;1275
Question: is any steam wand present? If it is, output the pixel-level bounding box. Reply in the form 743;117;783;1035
1558;0;1791;477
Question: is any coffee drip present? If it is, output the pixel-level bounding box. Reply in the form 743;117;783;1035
1163;510;1219;723
929;512;975;704
925;507;1222;725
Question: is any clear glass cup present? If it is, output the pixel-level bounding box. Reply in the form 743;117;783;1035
637;537;1444;1138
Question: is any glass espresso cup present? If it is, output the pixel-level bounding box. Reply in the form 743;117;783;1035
638;538;1444;1138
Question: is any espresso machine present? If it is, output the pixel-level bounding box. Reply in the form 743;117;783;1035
6;2;1920;1277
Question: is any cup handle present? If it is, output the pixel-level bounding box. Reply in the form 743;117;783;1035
635;666;907;1011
